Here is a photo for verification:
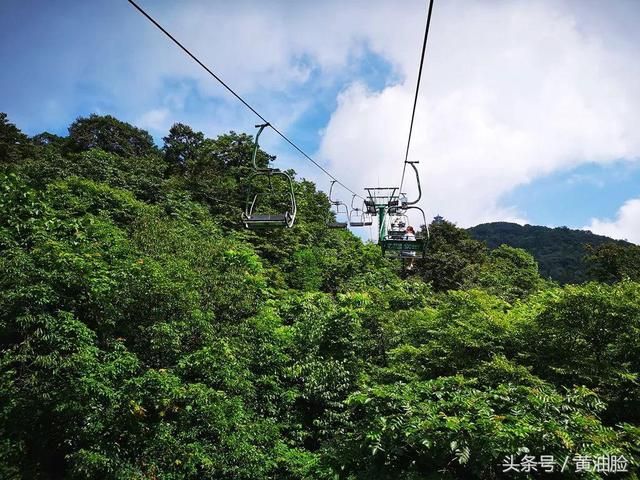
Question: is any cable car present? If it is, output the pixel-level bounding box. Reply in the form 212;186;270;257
327;180;350;229
242;124;297;228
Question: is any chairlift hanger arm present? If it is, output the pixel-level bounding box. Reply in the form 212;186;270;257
350;194;364;212
251;123;270;170
329;180;340;204
402;161;422;206
329;181;349;214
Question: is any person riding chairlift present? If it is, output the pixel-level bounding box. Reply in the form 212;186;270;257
403;226;417;270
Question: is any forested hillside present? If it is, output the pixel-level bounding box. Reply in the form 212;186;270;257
1;113;639;479
468;222;633;284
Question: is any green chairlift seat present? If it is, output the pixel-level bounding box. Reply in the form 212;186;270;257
380;236;428;256
380;206;429;258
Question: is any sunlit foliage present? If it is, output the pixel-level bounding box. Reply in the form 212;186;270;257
1;114;638;479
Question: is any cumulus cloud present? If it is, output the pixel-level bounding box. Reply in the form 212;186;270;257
4;0;640;229
318;0;640;226
586;198;640;244
136;108;171;133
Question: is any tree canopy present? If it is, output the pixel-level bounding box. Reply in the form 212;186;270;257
68;114;157;158
468;221;633;284
1;113;638;479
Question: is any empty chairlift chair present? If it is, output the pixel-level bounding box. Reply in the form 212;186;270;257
348;195;373;227
242;123;297;228
327;180;350;229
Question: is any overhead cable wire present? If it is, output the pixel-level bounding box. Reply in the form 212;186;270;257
127;0;364;200
399;0;435;194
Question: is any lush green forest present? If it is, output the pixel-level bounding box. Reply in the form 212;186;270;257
468;222;635;285
1;112;639;479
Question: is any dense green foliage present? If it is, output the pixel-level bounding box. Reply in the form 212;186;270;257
468;221;633;284
1;114;638;478
586;242;640;284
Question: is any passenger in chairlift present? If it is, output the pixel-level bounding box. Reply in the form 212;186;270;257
403;226;417;270
404;226;416;242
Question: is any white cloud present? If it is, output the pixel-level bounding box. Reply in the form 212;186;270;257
126;0;640;228
8;0;640;230
136;108;171;133
318;0;640;226
586;198;640;244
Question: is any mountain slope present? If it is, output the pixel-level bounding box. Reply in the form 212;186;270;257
467;222;629;284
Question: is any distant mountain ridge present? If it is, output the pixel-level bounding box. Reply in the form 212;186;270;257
467;222;630;284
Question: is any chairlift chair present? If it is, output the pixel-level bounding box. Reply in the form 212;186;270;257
327;180;350;229
242;124;297;228
368;161;428;257
348;195;373;227
328;204;349;229
380;206;429;259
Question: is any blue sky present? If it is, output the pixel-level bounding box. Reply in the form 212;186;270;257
1;0;639;242
504;161;640;228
